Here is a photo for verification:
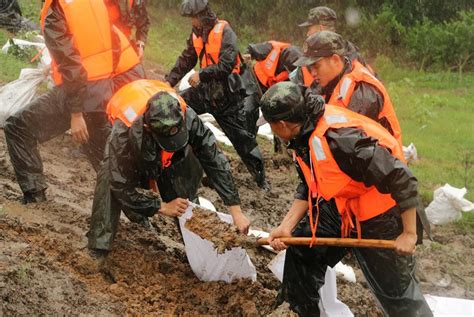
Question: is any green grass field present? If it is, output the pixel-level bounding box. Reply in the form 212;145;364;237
1;1;473;231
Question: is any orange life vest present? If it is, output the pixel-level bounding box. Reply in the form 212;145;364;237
328;60;402;147
192;20;241;74
107;79;188;169
106;0;134;39
40;0;139;86
253;41;291;88
302;66;314;87
294;105;404;242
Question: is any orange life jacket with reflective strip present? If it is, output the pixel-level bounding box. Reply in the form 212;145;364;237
302;66;314;87
40;0;139;86
294;105;404;241
328;60;402;147
253;41;291;88
192;20;241;73
106;79;187;169
106;0;134;39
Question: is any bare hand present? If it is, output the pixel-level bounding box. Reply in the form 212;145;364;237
232;211;250;235
268;225;293;251
394;232;417;255
188;72;200;88
70;113;89;144
159;198;189;217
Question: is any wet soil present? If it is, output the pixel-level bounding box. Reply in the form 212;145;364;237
0;124;473;316
185;207;257;253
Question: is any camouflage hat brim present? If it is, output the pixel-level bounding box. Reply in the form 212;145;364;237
298;20;314;27
153;125;189;152
294;55;322;67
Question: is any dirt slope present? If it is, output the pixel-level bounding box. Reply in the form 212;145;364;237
0;129;472;316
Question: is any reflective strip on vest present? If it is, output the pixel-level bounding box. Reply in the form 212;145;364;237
338;78;353;101
325;114;348;125
311;136;326;161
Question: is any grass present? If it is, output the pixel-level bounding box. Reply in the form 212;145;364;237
0;0;41;83
1;2;473;230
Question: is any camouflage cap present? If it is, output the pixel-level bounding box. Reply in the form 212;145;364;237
144;92;188;152
298;6;337;27
294;31;346;67
257;82;305;126
180;0;208;17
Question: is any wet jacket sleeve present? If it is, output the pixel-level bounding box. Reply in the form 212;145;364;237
326;127;418;212
132;0;150;43
165;33;198;87
108;122;161;217
277;46;302;74
347;82;383;122
198;24;239;83
43;2;87;113
186;108;241;206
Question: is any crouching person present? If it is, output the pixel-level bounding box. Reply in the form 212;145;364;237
87;80;250;256
259;82;432;317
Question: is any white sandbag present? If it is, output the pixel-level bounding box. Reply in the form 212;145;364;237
179;202;257;283
426;184;474;225
0;67;46;127
268;251;353;316
178;69;195;92
403;142;418;163
426;294;474;316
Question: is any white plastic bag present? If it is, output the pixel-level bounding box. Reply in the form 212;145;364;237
426;184;474;225
179;202;257;283
268;251;354;316
0;68;46;127
403;143;418;163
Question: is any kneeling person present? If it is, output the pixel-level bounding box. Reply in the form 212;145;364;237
87;80;249;254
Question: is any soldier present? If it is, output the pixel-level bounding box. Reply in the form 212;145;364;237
260;82;432;317
292;6;372;89
165;0;269;190
4;0;144;204
87;80;250;256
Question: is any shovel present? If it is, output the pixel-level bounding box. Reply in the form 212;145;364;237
257;237;396;250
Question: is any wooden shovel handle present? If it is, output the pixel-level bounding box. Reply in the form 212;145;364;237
257;237;396;249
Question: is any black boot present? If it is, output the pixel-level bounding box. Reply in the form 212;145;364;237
22;189;47;204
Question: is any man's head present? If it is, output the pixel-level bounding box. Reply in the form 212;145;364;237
294;31;346;88
257;82;307;142
299;6;337;37
144;92;188;152
180;0;208;28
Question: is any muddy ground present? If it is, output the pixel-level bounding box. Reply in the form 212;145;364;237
0;126;473;316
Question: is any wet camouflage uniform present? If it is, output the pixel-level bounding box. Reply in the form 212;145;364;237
4;1;145;203
165;1;267;188
87;92;241;251
112;0;150;47
259;82;433;317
